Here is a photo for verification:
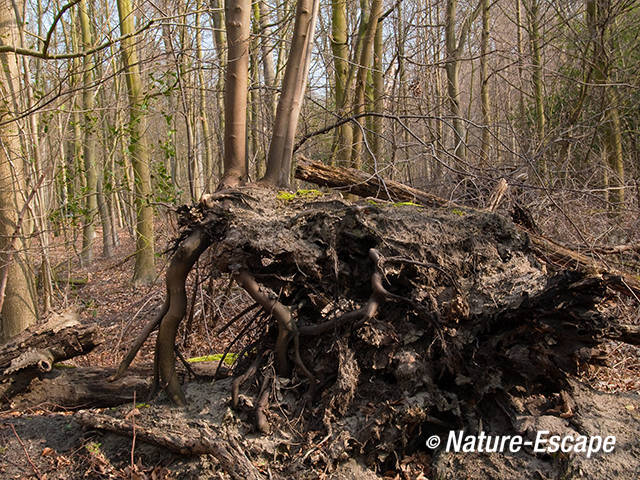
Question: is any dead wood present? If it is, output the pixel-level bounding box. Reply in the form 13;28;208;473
0;314;101;374
76;409;266;480
1;367;151;410
294;156;450;207
2;360;229;411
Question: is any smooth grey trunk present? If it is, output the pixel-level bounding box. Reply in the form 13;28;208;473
219;0;251;188
261;0;320;186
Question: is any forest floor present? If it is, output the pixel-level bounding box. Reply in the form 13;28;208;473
0;219;263;479
1;202;640;479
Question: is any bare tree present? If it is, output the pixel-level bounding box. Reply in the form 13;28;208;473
79;0;99;264
116;0;156;284
0;0;38;341
262;0;320;185
445;0;481;163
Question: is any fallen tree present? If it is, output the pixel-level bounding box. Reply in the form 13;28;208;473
0;312;99;372
102;162;639;478
1;314;157;410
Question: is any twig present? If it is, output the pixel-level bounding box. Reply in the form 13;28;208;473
175;347;200;379
0;21;155;60
214;310;264;378
131;392;137;471
9;424;43;480
217;302;261;336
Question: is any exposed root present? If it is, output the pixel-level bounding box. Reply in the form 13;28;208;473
181;267;200;347
155;229;212;406
217;302;261;336
299;248;386;336
292;332;315;382
175;347;199;380
213;309;264;378
234;270;297;375
232;349;268;409
255;372;273;434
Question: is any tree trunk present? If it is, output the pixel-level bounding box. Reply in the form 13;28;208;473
249;38;261;178
479;0;491;164
589;0;625;208
261;0;320;186
330;0;353;165
0;0;38;342
350;0;382;170
515;0;526;126
79;0;99;265
210;0;227;179
160;14;180;187
219;0;252;188
196;0;214;193
525;0;547;177
176;0;200;201
257;0;277;122
96;173;115;258
445;0;463;161
445;0;481;165
116;0;156;284
371;20;384;162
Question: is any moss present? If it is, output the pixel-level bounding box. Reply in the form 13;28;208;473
276;191;296;201
53;362;76;369
187;354;238;366
277;189;323;201
451;208;466;216
392;201;421;207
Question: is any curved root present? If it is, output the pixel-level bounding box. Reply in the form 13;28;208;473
255;372;273;434
155;229;211;406
234;270;297;376
299;249;386;336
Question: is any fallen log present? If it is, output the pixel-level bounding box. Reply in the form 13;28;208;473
76;409;267;480
293;157;450;208
0;312;101;374
1;361;231;410
1;313;147;410
1;367;151;410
